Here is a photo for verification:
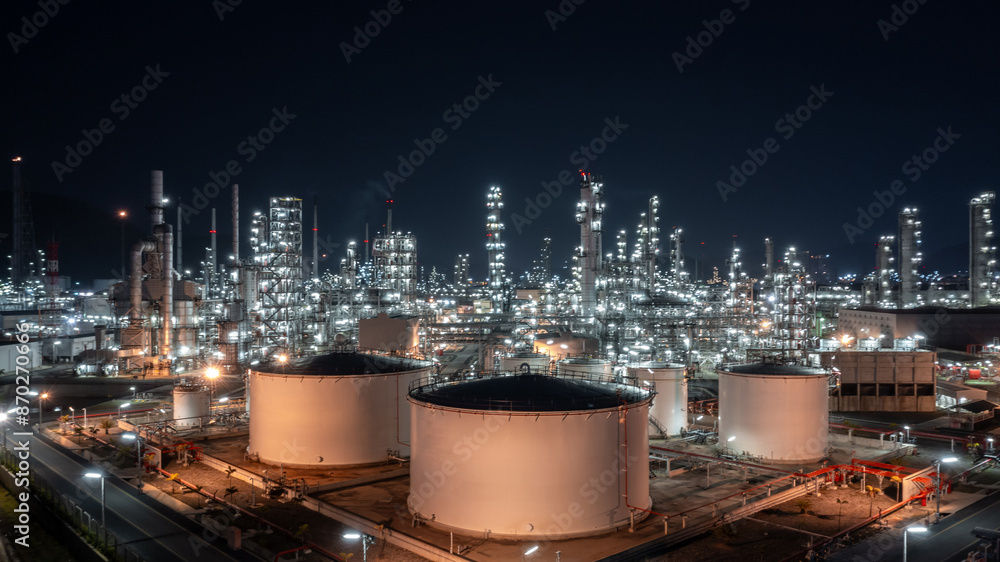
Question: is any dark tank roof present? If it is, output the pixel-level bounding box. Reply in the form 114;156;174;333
258;352;430;376
409;374;651;412
722;363;828;376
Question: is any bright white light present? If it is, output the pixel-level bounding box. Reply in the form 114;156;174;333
942;457;958;463
85;473;101;479
727;436;736;442
696;415;704;421
525;546;539;555
907;526;927;533
343;533;361;540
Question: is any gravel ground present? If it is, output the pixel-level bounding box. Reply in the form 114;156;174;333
144;459;428;562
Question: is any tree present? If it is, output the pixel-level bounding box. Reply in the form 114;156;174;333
836;498;849;531
98;418;114;435
795;498;812;514
866;486;881;517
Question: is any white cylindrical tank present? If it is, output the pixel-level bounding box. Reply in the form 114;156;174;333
718;363;830;464
408;374;653;539
628;362;687;436
248;353;432;467
557;357;613;377
499;352;551;374
173;384;211;427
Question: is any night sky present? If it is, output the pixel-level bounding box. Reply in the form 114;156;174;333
2;1;998;285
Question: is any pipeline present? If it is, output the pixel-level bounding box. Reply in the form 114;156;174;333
129;240;158;322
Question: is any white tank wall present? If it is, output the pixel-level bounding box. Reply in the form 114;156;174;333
556;358;612;376
628;363;687;436
500;354;550;374
718;371;829;464
249;366;429;467
173;386;211;427
408;399;651;539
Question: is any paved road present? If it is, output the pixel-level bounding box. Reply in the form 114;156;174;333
831;490;1000;561
2;429;253;562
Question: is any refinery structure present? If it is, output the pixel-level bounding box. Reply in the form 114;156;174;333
4;159;1000;561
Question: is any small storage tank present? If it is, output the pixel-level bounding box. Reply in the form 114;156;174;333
408;373;653;539
718;363;830;464
173;383;211;427
499;352;551;374
556;356;613;377
248;353;432;467
628;362;687;436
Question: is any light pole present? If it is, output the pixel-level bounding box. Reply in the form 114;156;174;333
82;407;87;430
122;433;144;495
130;386;136;400
904;425;910;443
0;412;7;453
934;457;957;523
38;393;49;427
118;402;131;419
343;532;375;562
52;341;60;365
903;526;926;562
69;406;74;427
85;472;107;546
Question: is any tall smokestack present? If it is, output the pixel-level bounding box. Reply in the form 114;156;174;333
312;194;318;280
232;184;239;261
151;170;164;228
211;207;218;277
764;237;774;285
176;198;182;274
386;199;393;235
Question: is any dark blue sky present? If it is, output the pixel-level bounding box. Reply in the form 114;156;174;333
2;1;998;283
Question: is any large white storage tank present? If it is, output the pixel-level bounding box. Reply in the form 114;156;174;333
408;373;653;539
248;353;432;467
173;383;211;427
718;363;830;464
628;362;687;436
556;356;613;377
499;352;551;374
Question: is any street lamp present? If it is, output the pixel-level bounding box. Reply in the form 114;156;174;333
121;433;144;495
82;407;87;430
130;386;136;399
0;412;7;453
118;402;131;419
904;425;910;443
85;472;107;546
52;341;60;365
934;457;958;524
343;532;374;562
903;526;926;562
523;545;539;561
69;406;74;426
38;393;49;427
